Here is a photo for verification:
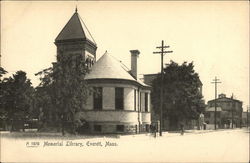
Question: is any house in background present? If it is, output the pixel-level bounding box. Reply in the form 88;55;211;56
241;111;250;127
206;93;243;129
55;9;151;134
204;106;223;130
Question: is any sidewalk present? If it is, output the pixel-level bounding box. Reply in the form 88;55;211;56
1;128;247;139
121;128;247;139
160;127;248;137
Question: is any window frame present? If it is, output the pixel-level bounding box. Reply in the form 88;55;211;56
116;125;124;132
93;87;103;110
145;92;148;112
115;87;124;110
134;89;137;111
94;125;102;132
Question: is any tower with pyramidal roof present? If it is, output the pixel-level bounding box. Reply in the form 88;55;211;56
55;8;97;67
54;8;151;134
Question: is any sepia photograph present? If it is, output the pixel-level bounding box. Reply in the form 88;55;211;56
0;1;249;162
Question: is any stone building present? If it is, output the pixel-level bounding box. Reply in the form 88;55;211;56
55;9;151;134
205;93;243;128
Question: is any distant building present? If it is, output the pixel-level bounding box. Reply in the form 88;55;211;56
241;111;249;127
55;9;151;134
204;106;223;129
205;93;243;128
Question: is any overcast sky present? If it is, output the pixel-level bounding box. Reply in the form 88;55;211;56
1;1;249;110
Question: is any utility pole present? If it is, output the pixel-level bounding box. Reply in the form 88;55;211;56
211;77;221;130
153;40;173;136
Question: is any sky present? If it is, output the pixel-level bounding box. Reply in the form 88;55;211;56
1;1;249;110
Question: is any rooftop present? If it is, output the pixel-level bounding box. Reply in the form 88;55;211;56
55;9;96;44
208;94;242;103
85;52;149;88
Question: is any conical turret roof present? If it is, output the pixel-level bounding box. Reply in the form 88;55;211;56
55;9;96;44
85;52;150;88
85;52;135;81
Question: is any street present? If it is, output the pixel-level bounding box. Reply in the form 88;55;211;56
1;128;249;162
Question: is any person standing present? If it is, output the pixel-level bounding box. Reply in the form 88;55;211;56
180;123;184;135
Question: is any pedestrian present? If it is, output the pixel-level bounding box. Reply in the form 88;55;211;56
154;125;157;138
150;124;157;138
180;123;184;135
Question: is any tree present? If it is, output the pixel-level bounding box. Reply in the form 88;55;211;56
53;53;90;135
151;61;205;130
0;67;7;78
35;53;90;135
35;67;58;131
0;67;8;130
1;71;35;131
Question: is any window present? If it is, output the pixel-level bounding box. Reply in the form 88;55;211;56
115;87;124;110
85;57;94;68
217;112;221;118
116;125;124;132
140;92;142;111
134;89;137;111
146;124;150;132
145;93;148;112
94;125;102;132
93;87;102;110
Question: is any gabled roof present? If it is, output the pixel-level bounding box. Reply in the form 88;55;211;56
55;10;96;44
85;52;150;88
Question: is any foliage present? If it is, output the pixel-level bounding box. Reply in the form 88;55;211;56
35;53;90;134
54;53;90;116
34;67;55;126
0;70;35;130
0;67;7;78
151;61;205;128
0;67;8;128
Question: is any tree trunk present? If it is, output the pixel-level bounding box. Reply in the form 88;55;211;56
61;121;65;136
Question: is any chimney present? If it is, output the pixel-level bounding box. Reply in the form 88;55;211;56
130;50;140;79
219;93;226;98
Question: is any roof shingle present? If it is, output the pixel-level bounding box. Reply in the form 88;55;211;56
85;52;135;81
85;52;150;88
55;11;95;44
